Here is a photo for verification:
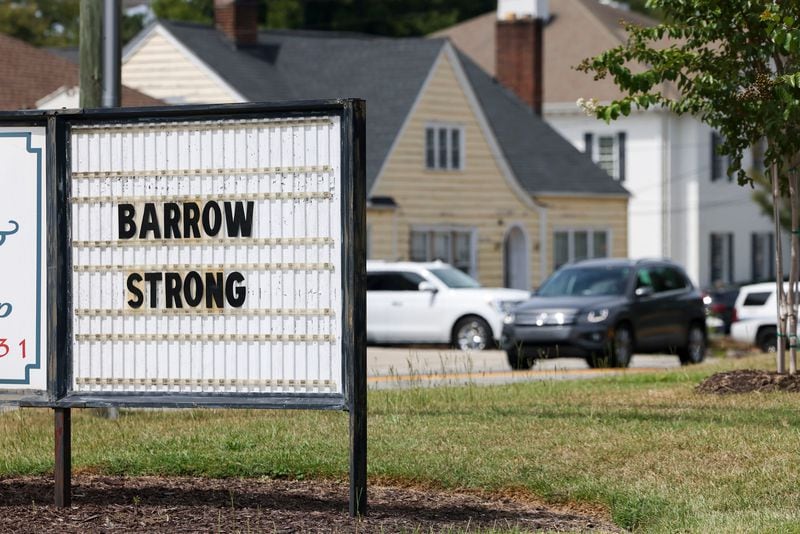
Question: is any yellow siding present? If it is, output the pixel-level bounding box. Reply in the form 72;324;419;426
367;209;398;260
370;52;541;287
123;30;240;104
539;195;629;273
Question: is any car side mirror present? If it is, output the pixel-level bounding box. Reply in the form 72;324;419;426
635;286;654;298
418;281;438;293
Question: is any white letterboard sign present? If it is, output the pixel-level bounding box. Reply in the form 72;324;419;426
70;116;343;396
0;127;47;391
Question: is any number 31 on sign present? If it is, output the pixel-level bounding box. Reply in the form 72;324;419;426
0;339;26;358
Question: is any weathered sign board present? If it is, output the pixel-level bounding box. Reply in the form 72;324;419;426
0;101;367;514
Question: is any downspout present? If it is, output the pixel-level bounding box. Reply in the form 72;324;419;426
661;112;671;258
536;202;548;285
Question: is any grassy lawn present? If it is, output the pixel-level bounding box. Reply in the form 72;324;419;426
1;353;799;532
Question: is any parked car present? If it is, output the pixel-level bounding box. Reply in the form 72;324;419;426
730;282;780;352
366;261;530;350
702;285;740;334
501;258;707;369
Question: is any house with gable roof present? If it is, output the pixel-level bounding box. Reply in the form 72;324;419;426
120;0;629;290
0;32;159;110
436;0;785;288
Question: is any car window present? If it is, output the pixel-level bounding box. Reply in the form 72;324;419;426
429;267;481;289
651;267;689;293
638;266;687;293
743;291;771;306
538;266;631;297
636;269;654;290
367;271;425;291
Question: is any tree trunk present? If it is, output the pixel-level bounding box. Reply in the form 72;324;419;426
772;157;787;373
787;164;798;374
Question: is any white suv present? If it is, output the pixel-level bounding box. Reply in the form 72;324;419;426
366;261;530;350
730;282;779;352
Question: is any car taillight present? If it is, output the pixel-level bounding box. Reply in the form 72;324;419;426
711;303;726;314
731;307;738;323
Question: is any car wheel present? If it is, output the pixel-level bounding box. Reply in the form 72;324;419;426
679;323;706;365
506;346;534;370
757;326;778;354
453;316;493;351
610;325;633;368
586;353;608;368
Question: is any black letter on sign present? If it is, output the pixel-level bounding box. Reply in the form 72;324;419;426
183;202;201;238
144;272;163;308
183;271;203;307
164;272;183;309
126;273;144;309
225;272;246;308
205;272;225;309
163;203;181;239
118;204;136;239
224;201;254;237
202;201;222;237
139;203;162;239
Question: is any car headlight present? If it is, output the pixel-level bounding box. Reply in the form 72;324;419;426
503;313;515;325
587;308;609;323
490;299;521;313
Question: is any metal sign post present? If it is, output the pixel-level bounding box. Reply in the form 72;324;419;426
0;100;366;516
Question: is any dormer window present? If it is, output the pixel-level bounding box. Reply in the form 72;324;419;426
425;123;463;170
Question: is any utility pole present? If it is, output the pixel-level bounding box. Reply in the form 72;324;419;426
102;0;121;108
79;0;103;108
80;0;121;108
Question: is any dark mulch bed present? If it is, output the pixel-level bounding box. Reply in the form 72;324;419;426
0;475;620;533
697;369;800;394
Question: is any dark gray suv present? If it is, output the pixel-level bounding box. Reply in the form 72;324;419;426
501;259;707;369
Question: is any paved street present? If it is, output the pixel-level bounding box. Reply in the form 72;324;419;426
367;346;684;389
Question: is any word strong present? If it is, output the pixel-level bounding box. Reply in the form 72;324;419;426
118;201;254;239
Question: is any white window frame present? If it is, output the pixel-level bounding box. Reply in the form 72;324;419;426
424;122;465;171
711;131;732;182
751;232;774;281
586;132;625;181
710;232;734;283
409;225;478;277
552;228;613;271
595;135;619;179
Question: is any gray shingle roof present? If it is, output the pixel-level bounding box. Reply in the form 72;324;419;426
157;20;627;197
458;51;629;195
162;21;441;192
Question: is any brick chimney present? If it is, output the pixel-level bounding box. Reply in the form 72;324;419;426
215;0;259;47
496;0;549;115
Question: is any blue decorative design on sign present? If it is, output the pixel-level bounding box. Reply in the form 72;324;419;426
0;220;18;246
0;303;11;318
0;132;42;385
